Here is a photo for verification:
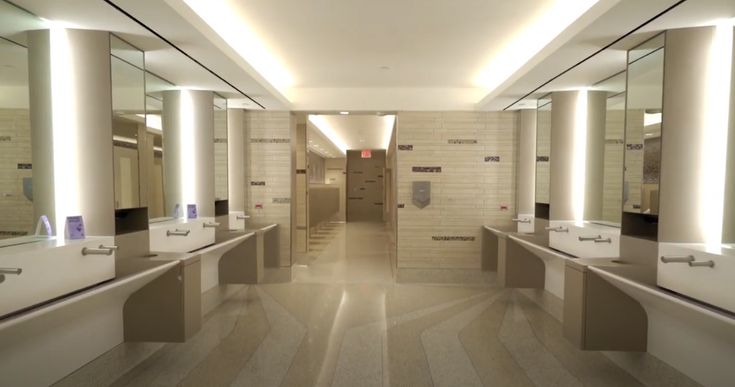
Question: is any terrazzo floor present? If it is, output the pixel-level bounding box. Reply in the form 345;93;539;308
55;222;699;387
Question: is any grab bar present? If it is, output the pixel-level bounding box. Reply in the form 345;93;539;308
545;226;568;233
660;255;695;264
236;215;250;220
594;237;612;243
100;245;118;251
167;229;191;237
512;218;531;224
578;235;601;242
203;222;220;228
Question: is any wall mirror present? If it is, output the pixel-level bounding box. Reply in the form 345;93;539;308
213;95;228;201
590;71;626;226
143;72;174;219
535;95;552;218
623;34;664;216
0;1;45;243
111;35;145;210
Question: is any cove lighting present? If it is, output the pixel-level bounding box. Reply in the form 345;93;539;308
113;135;138;145
644;112;662;127
699;22;733;246
137;113;162;131
308;115;348;155
571;90;588;224
382;115;396;150
50;27;80;235
180;0;294;94
474;0;599;93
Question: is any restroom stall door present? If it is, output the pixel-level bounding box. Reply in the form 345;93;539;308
346;150;386;222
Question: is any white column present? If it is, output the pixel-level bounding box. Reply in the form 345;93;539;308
517;109;537;216
28;28;114;236
549;90;606;222
162;89;215;217
227;108;245;212
659;26;735;244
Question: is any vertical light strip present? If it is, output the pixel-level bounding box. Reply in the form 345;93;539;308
50;27;80;235
572;90;588;223
700;23;733;246
180;90;196;211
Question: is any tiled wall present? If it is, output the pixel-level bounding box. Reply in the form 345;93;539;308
294;122;306;253
0;109;33;238
396;112;519;269
243;110;292;266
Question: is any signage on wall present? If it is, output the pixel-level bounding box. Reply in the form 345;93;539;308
361;149;372;158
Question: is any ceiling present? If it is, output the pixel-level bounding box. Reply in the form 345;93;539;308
10;0;278;109
308;114;396;158
501;0;735;110
306;121;342;159
166;0;618;110
5;0;735;112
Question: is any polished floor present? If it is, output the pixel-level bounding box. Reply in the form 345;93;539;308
56;222;699;387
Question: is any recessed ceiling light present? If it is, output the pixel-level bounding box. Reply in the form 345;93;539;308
340;111;349;115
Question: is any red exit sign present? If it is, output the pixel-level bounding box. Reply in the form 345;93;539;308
361;149;372;158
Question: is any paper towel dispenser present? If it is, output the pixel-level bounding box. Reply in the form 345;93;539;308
413;181;431;209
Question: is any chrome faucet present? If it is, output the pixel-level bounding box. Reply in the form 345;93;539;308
512;218;531;224
545;226;568;233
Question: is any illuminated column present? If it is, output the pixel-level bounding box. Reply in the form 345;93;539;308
517;109;537;216
227;108;245;212
28;29;114;236
162;90;215;218
549;90;606;222
659;25;735;244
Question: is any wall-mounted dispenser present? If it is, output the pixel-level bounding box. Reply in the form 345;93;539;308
412;181;431;209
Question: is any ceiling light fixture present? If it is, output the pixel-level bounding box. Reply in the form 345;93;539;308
474;0;599;93
180;0;294;95
308;115;348;155
340;111;349;115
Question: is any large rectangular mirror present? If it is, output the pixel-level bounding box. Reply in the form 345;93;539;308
0;1;45;242
143;72;174;219
213;95;228;201
623;34;664;216
591;71;626;226
535;95;552;217
111;35;145;210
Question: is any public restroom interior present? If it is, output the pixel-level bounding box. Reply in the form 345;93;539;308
0;0;734;386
